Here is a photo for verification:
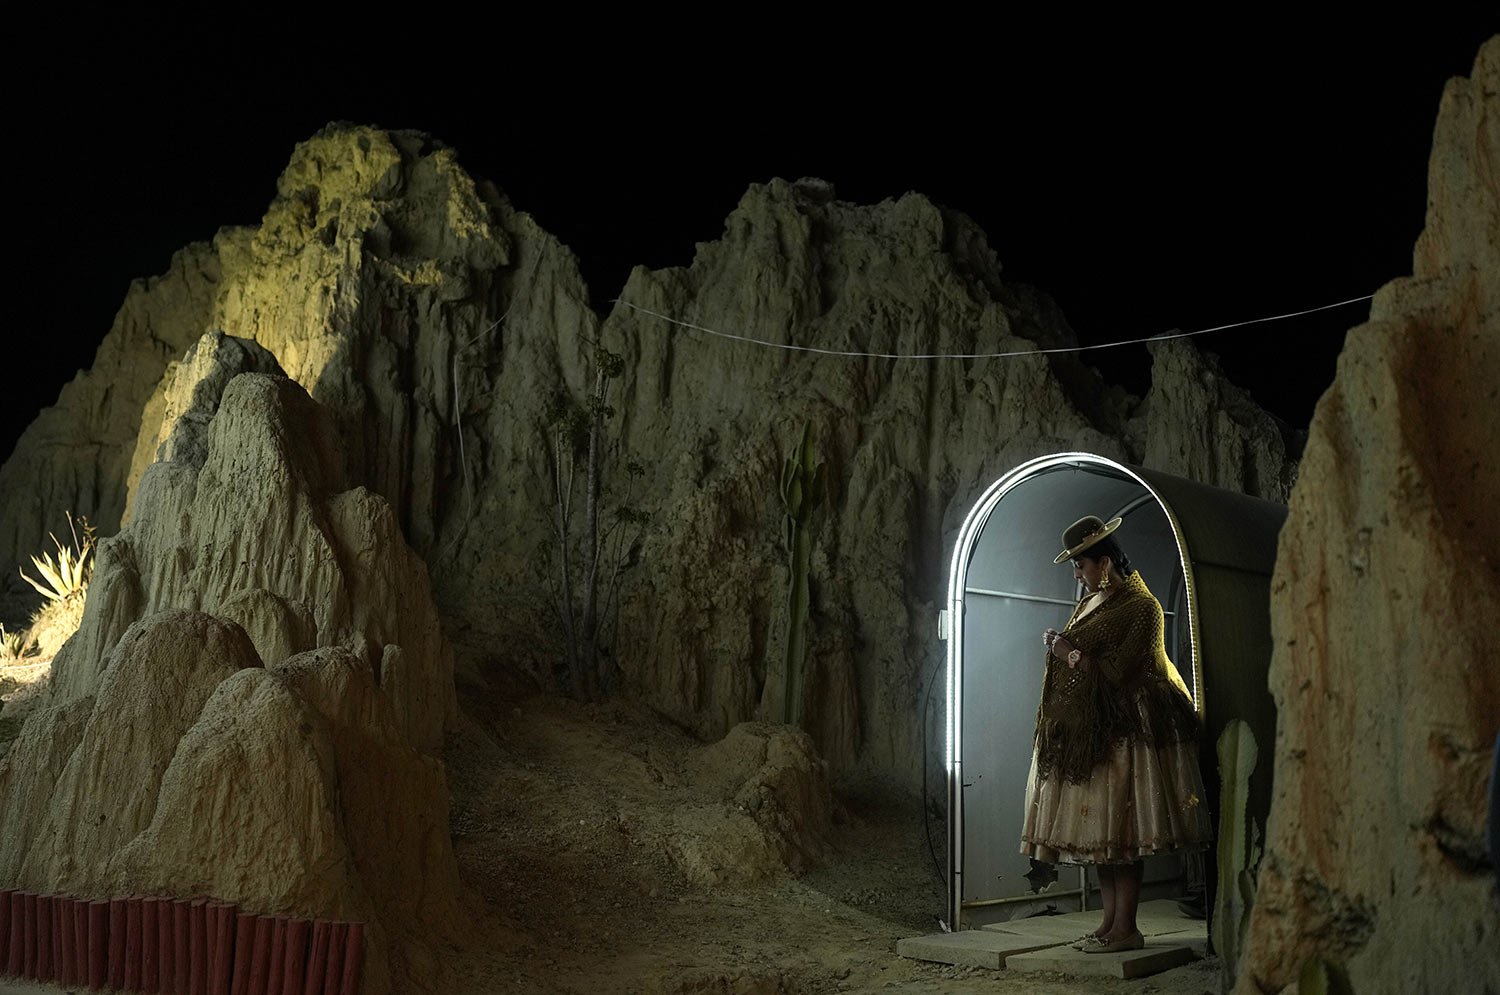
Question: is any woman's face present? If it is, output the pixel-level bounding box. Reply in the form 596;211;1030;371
1072;555;1111;593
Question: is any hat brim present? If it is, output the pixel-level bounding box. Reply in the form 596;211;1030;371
1053;517;1123;564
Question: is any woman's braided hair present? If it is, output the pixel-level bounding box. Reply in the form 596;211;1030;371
1078;535;1134;576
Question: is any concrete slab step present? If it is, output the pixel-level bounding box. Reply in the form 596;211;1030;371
979;918;1089;938
895;929;1068;969
903;897;1207;973
1006;937;1198;979
980;917;1201;939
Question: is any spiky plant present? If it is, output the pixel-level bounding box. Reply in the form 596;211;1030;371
0;623;31;663
19;513;94;604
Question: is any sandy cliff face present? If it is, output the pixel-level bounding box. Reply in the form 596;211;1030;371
1236;38;1499;995
0;126;1293;789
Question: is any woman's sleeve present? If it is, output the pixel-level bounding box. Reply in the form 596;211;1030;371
1064;594;1162;685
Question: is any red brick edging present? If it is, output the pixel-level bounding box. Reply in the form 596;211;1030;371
0;888;363;995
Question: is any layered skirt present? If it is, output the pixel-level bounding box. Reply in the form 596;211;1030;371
1019;708;1212;865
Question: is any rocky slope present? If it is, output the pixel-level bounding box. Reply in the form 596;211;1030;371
1235;37;1499;995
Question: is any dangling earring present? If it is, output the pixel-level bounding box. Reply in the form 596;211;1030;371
1099;570;1111;592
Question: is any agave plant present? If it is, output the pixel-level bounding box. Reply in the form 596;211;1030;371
19;513;94;603
0;623;31;662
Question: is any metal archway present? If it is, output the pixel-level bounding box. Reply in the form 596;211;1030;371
941;453;1285;930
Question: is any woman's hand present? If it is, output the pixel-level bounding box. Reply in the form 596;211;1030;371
1045;630;1085;670
1051;635;1080;667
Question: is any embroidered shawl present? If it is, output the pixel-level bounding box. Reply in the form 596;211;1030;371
1032;570;1200;783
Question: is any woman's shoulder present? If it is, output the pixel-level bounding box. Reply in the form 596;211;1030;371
1116;572;1164;613
1123;569;1157;597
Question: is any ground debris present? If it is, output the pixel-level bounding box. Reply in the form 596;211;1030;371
439;680;1221;994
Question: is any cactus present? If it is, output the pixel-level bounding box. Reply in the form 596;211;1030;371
1298;957;1355;995
778;422;826;727
1214;719;1262;990
542;343;643;701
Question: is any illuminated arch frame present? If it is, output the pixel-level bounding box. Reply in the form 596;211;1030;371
941;452;1204;930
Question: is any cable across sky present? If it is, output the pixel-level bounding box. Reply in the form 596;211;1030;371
610;294;1375;361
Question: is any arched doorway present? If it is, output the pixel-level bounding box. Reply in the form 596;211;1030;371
941;453;1284;930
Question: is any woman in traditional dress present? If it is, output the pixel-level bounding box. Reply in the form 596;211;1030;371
1019;515;1212;953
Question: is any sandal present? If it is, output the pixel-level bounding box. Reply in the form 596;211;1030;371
1082;930;1144;954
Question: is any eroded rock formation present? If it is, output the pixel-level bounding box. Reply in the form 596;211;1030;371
0;372;464;995
123;328;284;520
49;373;455;751
0;123;1295;794
1138;338;1300;496
1236;38;1499;994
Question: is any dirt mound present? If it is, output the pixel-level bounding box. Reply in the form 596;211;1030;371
677;722;833;884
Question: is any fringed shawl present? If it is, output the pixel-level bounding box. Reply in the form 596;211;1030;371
1033;570;1200;783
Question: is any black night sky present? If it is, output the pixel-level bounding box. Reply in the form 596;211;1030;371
4;21;1494;465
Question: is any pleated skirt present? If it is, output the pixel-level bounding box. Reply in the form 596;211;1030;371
1018;722;1212;865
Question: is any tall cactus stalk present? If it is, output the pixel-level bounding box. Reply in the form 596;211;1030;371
1214;719;1262;991
1297;958;1355;995
545;342;632;701
778;422;826;728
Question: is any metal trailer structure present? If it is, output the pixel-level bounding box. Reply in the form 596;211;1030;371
941;452;1285;931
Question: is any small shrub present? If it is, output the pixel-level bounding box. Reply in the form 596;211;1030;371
28;594;87;660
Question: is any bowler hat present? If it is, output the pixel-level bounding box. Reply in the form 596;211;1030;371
1053;516;1123;564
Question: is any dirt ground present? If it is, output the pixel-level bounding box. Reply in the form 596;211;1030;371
0;655;1220;995
436;679;1222;995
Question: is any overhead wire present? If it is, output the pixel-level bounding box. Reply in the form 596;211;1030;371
610;294;1374;361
